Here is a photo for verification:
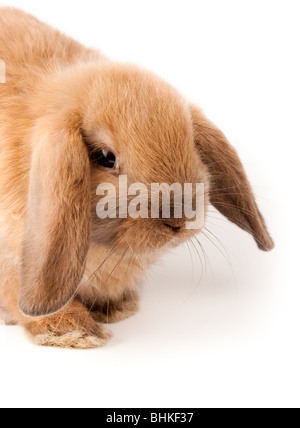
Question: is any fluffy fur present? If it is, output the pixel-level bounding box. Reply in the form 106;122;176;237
0;8;274;349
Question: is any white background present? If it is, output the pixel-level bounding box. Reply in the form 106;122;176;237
0;0;299;408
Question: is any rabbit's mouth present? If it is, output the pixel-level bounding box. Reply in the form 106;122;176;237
90;211;205;259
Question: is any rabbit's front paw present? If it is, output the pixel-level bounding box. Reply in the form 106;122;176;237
23;301;112;349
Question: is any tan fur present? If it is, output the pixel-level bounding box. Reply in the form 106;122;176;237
23;301;112;349
26;331;110;349
0;8;274;348
19;125;91;317
0;304;17;325
90;291;140;324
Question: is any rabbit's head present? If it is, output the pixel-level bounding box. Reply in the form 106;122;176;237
19;64;274;317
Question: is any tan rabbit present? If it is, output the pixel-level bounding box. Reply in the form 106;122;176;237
0;8;274;349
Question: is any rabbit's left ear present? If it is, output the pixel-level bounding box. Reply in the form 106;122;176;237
19;124;91;317
191;106;274;251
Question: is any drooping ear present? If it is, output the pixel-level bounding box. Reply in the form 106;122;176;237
19;124;91;317
191;106;274;251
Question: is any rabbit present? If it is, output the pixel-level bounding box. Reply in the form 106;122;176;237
0;7;274;349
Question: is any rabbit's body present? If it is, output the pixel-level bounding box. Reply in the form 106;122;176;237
0;8;273;348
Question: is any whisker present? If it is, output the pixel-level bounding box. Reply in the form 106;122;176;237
203;228;231;266
103;247;130;285
186;240;195;288
189;237;205;287
202;227;237;286
193;234;216;295
193;235;208;277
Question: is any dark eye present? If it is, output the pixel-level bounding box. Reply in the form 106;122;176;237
95;149;116;169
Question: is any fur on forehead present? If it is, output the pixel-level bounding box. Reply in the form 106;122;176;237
84;63;192;130
83;64;196;180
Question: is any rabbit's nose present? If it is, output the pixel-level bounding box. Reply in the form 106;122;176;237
163;219;186;232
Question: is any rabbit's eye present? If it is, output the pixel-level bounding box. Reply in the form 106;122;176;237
95;149;116;169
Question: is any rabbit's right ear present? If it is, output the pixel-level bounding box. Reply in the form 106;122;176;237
19;124;91;317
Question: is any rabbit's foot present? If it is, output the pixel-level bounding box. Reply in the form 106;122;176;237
91;291;140;324
23;300;112;349
0;305;18;326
